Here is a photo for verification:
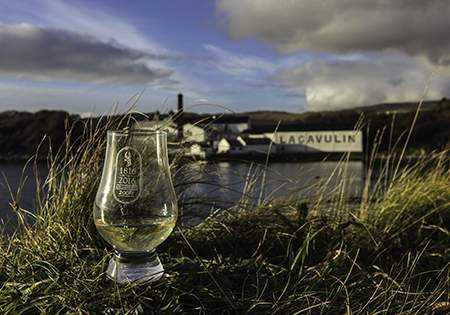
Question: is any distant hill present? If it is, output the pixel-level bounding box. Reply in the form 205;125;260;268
352;100;439;113
0;110;78;160
0;99;449;161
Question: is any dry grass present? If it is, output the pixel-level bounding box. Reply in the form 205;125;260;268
1;101;450;314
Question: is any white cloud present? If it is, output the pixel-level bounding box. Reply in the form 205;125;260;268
203;44;276;76
21;0;164;53
215;0;450;111
0;81;175;115
270;58;449;111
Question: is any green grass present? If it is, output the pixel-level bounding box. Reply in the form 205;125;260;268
1;106;450;314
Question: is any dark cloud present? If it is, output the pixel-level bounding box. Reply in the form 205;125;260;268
0;22;175;85
216;0;450;63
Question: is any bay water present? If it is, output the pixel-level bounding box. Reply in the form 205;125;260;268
0;159;367;231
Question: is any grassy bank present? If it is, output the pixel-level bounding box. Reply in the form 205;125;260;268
1;110;450;314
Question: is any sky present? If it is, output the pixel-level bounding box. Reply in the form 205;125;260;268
0;0;449;116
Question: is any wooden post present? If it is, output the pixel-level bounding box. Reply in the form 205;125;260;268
177;93;184;139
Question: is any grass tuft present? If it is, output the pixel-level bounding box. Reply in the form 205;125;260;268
1;103;450;314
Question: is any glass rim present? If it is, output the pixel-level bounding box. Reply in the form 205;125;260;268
107;129;167;136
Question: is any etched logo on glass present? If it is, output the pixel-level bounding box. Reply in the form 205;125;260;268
113;147;142;203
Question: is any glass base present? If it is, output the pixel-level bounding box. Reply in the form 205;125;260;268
107;251;164;284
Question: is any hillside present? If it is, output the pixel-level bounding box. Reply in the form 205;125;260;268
242;100;450;155
0;99;449;160
0;110;79;160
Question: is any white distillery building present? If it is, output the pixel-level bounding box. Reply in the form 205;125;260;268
134;114;250;143
135;119;207;142
133;112;362;156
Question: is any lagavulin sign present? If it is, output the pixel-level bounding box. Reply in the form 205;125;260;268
266;131;363;153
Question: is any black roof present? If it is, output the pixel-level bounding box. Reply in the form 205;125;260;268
242;137;272;145
249;122;357;133
225;139;244;147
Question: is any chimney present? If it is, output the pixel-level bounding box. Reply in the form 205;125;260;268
177;93;184;139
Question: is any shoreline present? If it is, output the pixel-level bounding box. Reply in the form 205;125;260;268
0;151;428;165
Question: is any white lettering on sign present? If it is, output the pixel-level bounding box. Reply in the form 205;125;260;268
265;131;363;153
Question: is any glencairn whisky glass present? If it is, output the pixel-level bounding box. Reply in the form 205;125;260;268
93;129;178;284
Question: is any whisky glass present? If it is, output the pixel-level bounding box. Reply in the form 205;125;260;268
93;129;178;284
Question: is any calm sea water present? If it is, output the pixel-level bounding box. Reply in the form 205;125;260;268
0;159;367;230
0;161;49;232
179;160;366;209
